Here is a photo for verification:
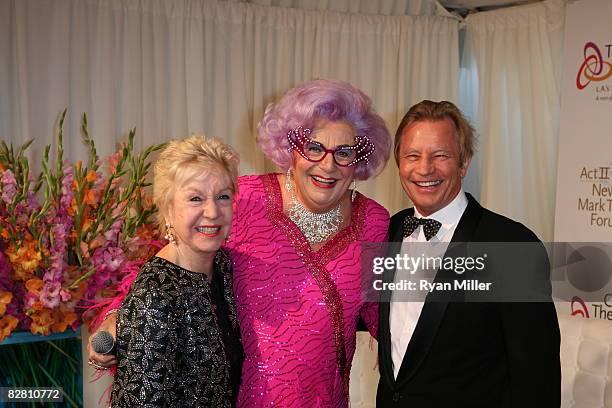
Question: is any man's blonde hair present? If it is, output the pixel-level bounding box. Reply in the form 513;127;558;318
394;100;476;168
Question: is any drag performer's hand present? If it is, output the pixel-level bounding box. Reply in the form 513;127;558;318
86;312;117;370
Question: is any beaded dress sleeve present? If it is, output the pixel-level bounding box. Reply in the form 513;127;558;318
110;261;179;407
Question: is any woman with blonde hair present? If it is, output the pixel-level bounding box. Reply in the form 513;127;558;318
107;136;243;407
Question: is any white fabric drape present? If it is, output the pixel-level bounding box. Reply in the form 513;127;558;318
462;0;565;241
0;0;459;214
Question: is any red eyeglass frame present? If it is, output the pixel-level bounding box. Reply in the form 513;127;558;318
286;126;375;167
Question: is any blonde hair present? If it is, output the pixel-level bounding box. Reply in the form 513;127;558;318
394;100;476;168
153;135;240;229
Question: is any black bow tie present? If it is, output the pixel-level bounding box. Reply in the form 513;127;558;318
402;215;442;241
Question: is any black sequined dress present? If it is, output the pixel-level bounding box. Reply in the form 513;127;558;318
110;250;243;407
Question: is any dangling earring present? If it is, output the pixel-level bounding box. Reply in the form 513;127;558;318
164;223;177;245
285;168;293;192
351;180;357;202
225;233;231;243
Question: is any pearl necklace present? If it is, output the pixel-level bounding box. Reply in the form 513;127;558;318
286;171;343;244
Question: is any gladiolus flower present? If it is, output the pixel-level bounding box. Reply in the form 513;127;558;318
85;170;97;183
6;242;42;281
0;315;19;341
25;278;44;293
51;306;77;333
40;281;61;309
0;291;12;316
60;289;71;302
1;170;17;204
103;247;124;272
83;188;97;206
30;309;54;336
23;291;38;309
107;150;123;174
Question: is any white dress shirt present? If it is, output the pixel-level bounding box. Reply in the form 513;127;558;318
390;190;468;379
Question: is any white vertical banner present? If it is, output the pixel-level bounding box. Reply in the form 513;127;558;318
554;0;612;321
555;0;612;242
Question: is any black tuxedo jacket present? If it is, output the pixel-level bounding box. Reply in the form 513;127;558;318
377;193;560;407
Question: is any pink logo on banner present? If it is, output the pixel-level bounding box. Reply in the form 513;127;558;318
576;42;612;90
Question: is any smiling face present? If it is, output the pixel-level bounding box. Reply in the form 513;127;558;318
291;118;356;212
166;166;234;260
398;118;470;216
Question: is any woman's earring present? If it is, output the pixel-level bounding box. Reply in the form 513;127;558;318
285;168;293;192
164;223;177;245
225;233;231;243
351;180;357;202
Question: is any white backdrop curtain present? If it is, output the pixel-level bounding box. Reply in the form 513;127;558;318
462;0;565;241
0;0;459;214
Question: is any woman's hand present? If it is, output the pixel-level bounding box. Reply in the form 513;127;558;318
86;312;118;370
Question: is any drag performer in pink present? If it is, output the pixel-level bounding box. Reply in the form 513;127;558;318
88;79;391;407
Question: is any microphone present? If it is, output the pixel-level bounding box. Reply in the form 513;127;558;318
91;331;116;355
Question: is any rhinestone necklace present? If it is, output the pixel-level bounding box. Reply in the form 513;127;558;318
286;180;343;245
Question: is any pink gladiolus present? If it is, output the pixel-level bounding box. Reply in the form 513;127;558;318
60;289;71;302
40;282;61;309
104;219;123;242
24;292;38;309
0;170;17;204
102;247;124;272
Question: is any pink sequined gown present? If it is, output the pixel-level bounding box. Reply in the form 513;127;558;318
226;174;389;407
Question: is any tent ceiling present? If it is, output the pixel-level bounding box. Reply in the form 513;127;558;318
439;0;534;10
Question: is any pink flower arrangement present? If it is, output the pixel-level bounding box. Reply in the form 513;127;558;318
0;110;165;340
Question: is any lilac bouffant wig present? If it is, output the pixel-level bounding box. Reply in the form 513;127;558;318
256;79;391;180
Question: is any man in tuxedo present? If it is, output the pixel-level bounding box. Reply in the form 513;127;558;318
376;100;560;407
